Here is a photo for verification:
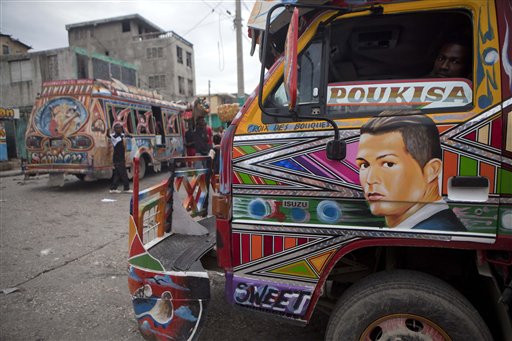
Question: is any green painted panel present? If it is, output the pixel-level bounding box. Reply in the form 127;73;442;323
263;178;277;185
237;172;254;184
459;156;478;176
239;145;257;154
499;169;512;195
129;254;164;271
270;260;317;278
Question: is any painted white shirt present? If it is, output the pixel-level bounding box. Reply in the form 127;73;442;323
394;200;450;230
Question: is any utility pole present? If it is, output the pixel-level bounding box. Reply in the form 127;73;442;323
235;0;245;104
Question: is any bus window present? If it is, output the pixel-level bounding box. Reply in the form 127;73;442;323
165;111;180;135
326;10;473;118
108;104;135;134
136;109;154;135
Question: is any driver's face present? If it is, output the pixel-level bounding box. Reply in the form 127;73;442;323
431;43;469;78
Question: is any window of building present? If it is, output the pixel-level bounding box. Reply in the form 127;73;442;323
47;55;59;80
186;52;192;68
146;47;163;59
178;76;185;94
77;54;88;78
122;20;131;32
177;46;183;64
148;75;166;89
187;79;194;97
90;28;94;38
9;59;32;82
2;45;9;55
121;67;136;86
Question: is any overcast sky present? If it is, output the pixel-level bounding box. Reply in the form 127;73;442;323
0;0;263;95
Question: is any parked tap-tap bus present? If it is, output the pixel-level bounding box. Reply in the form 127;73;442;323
24;79;187;182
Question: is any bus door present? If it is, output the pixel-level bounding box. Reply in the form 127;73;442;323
152;106;166;147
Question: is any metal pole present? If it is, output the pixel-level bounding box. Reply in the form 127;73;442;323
235;0;245;104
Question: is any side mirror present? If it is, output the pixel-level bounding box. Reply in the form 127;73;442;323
284;7;299;113
326;139;346;161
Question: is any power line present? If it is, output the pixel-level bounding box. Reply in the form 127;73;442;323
182;4;219;36
201;0;232;20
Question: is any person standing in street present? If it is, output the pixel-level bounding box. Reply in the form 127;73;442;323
185;123;195;167
193;117;212;168
110;123;132;193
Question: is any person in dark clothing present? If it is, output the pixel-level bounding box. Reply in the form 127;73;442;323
185;125;195;167
193;117;212;156
110;123;132;193
212;134;222;175
193;117;212;168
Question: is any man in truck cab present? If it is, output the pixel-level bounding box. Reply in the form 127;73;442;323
429;36;471;78
356;111;466;231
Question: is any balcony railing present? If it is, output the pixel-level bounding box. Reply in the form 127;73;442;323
132;30;193;47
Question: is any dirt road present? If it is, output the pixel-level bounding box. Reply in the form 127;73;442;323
0;173;322;340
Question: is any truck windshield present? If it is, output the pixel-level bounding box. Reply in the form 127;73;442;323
266;9;473;119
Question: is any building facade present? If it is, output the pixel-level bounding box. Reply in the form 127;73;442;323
0;47;137;159
0;33;32;56
66;14;195;102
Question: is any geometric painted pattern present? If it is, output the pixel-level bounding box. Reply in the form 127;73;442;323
269;260;318;279
308;250;336;274
232;232;318;267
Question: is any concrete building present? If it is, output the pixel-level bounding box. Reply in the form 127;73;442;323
0;46;137;159
66;14;196;102
0;33;32;56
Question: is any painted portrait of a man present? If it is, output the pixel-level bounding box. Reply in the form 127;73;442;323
356;111;466;231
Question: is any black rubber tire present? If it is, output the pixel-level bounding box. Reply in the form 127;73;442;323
325;270;492;341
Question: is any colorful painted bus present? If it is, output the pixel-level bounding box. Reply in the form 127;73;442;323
24;79;187;182
128;0;512;340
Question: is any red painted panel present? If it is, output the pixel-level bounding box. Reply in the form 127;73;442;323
298;238;308;245
264;235;273;256
241;234;251;264
491;117;502;149
274;236;283;253
232;233;241;267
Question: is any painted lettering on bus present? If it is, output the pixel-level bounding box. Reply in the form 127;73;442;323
327;81;471;109
283;200;309;208
234;282;311;315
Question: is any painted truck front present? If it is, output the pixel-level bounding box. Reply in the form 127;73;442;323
25;79;186;181
212;0;512;339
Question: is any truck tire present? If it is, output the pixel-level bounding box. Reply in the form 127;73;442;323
127;157;146;180
325;270;492;341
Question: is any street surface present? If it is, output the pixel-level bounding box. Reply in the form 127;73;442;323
0;172;323;340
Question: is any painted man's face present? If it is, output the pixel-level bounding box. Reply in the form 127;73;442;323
356;132;428;220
